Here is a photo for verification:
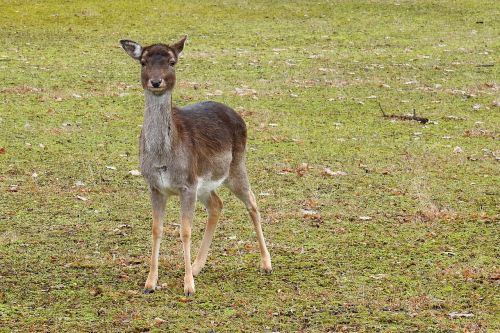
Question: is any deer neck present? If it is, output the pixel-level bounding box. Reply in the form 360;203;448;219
143;89;176;154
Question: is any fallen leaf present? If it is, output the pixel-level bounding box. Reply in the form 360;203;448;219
301;209;319;216
178;297;192;303
90;287;103;296
234;87;257;96
0;147;5;154
448;312;474;318
126;290;139;296
445;115;466;121
206;90;223;96
302;198;320;210
153;317;167;326
75;180;85;187
322;168;347;177
128;170;141;176
76;195;88;201
296;163;310;176
277;167;294;175
359;216;372;221
453;146;463;154
301;209;323;226
8;185;18;192
106;166;117;170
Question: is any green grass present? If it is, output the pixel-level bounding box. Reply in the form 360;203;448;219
1;0;499;332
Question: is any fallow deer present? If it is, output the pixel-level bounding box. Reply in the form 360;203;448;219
119;36;272;296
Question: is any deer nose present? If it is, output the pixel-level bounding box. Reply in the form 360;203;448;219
150;79;162;88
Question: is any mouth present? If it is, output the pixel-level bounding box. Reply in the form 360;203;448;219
147;87;167;94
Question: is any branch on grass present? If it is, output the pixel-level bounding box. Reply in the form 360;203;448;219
378;102;429;124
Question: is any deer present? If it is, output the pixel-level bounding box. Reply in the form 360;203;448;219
119;36;272;296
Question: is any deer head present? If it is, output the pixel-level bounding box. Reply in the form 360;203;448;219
120;36;187;95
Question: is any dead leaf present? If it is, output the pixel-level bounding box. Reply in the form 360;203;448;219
277;167;294;175
76;195;88;201
453;146;463;154
90;287;103;296
153;317;167;326
0;147;5;154
205;90;223;96
448;312;474;318
322;168;347;177
234;87;257;96
302;198;320;210
444;115;466;121
126;290;139;296
178;297;192;303
128;170;141;176
301;209;319;216
8;185;18;192
106;166;117;170
359;216;372;221
296;163;310;176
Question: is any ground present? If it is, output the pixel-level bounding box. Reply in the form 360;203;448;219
0;1;499;332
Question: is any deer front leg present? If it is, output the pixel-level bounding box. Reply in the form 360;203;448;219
144;188;167;294
180;187;197;296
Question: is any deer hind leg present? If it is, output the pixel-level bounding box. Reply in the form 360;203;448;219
179;188;197;296
192;191;223;276
226;168;272;273
144;188;167;294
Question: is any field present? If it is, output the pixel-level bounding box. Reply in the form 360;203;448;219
0;1;499;332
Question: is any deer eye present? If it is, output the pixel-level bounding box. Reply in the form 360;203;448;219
169;60;176;66
140;60;146;67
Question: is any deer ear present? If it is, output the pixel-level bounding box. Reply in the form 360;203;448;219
120;40;142;60
171;35;187;56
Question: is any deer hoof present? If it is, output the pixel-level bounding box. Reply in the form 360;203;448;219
261;258;272;274
261;267;272;275
143;288;155;294
184;276;195;296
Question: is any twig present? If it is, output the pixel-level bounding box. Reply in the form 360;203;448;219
379;103;429;124
378;102;386;116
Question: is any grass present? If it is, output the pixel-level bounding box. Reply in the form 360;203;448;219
0;0;499;332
